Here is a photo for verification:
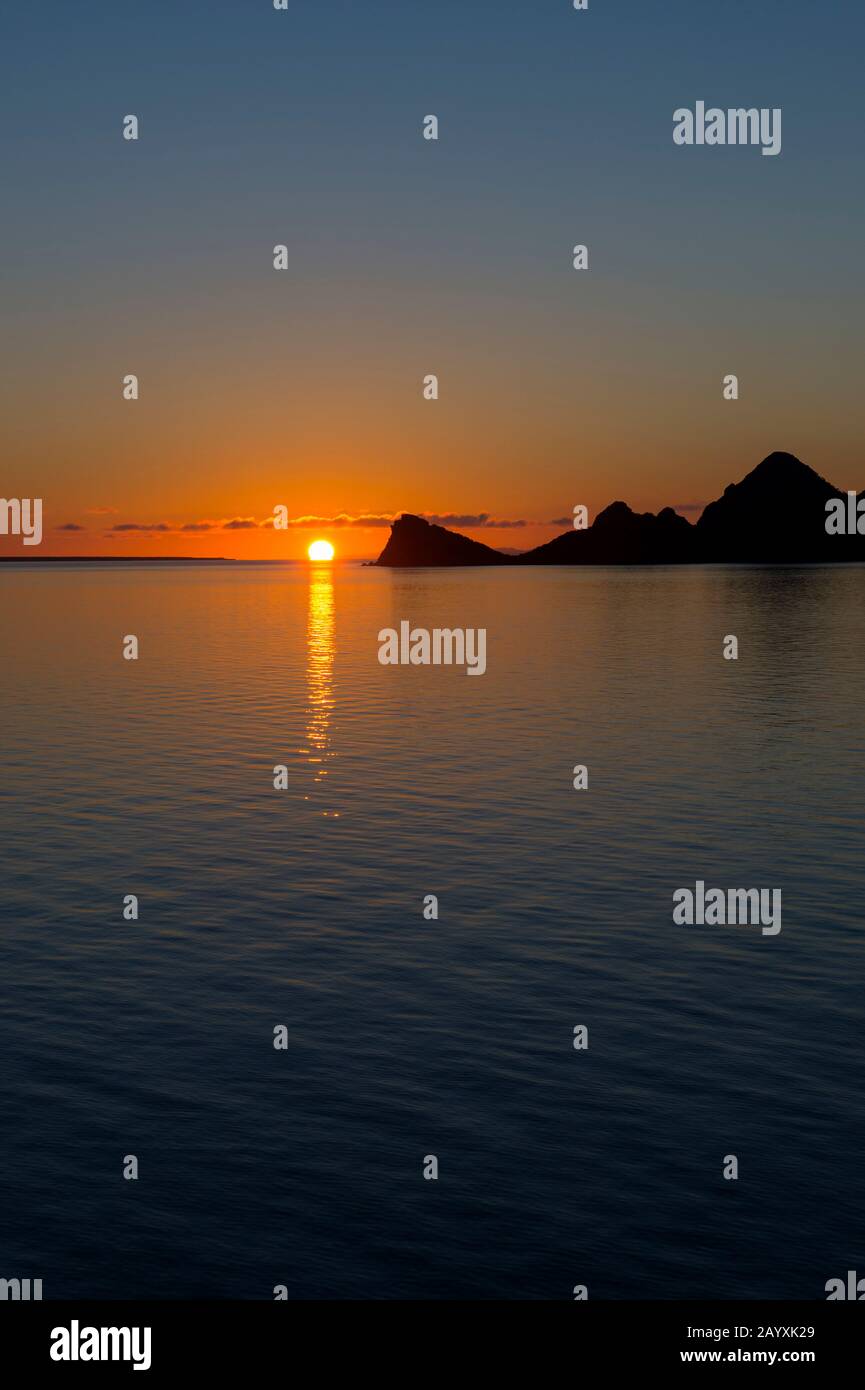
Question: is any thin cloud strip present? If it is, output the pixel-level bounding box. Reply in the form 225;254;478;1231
104;511;565;534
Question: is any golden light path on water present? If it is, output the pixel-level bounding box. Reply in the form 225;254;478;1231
304;563;338;813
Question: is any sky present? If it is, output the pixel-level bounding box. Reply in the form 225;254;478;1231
1;0;863;558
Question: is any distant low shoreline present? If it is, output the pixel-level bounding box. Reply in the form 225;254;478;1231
0;556;318;565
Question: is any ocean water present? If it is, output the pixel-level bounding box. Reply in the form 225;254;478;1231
0;561;864;1300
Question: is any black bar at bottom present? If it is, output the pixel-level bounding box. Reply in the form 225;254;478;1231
0;1300;860;1376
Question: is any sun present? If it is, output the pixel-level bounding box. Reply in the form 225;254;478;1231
308;539;335;562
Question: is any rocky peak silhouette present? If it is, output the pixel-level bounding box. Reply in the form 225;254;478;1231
373;455;863;566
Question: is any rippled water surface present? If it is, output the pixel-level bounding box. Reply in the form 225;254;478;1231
1;562;863;1299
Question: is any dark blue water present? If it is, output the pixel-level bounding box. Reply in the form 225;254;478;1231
1;562;863;1298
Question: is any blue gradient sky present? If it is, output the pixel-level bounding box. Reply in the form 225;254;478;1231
2;0;863;556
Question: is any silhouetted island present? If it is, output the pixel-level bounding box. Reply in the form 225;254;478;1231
374;453;865;567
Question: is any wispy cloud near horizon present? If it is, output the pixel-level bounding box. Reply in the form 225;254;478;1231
101;510;565;536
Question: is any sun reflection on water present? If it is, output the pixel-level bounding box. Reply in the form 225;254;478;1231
304;564;338;813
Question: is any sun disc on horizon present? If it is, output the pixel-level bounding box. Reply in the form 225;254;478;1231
308;539;335;562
